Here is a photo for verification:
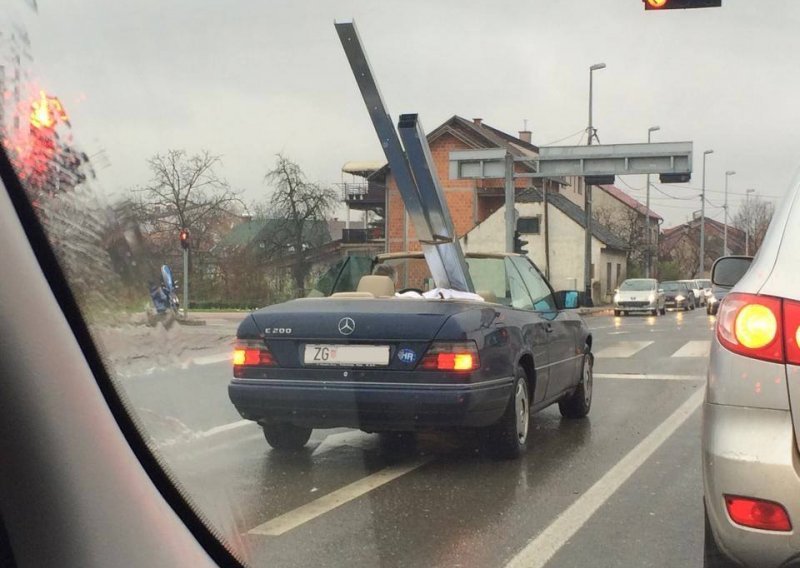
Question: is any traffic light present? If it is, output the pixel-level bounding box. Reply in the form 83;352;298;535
513;231;529;255
179;227;190;250
644;0;721;9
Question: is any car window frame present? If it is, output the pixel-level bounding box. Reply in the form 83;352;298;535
508;256;558;313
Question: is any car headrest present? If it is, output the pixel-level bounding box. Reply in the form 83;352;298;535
356;275;396;298
477;290;498;304
330;292;375;299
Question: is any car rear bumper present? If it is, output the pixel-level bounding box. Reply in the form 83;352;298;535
702;402;800;568
665;299;688;309
228;377;514;430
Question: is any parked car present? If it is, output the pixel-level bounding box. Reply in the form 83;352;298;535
681;279;705;307
661;281;695;311
228;252;593;460
612;278;666;316
702;211;799;565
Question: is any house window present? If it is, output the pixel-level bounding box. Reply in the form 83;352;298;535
616;263;622;286
606;262;612;291
516;216;540;234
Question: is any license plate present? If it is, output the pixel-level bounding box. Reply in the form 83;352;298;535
303;344;390;366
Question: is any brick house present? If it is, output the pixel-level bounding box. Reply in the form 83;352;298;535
366;115;628;302
659;216;746;278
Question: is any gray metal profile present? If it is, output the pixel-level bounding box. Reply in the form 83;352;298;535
335;20;472;291
535;142;693;178
398;113;473;291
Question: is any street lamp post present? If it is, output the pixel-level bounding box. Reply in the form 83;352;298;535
585;62;606;303
724;170;736;255
646;125;660;278
699;149;714;276
745;188;755;255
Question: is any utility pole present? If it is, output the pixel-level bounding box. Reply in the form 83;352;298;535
585;62;606;302
745;188;755;255
699;149;713;276
724;170;736;254
645;125;660;278
505;151;515;253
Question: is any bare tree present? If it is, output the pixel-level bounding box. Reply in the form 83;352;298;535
265;154;338;295
733;196;774;255
132;150;242;254
594;206;647;276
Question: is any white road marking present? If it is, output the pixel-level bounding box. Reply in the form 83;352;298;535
595;373;704;381
593;341;653;359
505;388;704;568
312;430;373;456
191;352;231;366
154;419;253;449
247;457;433;536
671;340;711;358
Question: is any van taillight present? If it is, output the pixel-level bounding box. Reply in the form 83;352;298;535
783;299;800;366
716;293;783;363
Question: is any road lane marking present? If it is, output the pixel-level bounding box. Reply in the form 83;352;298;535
593;341;653;359
595;373;704;381
671;340;711;358
190;352;231;366
312;430;373;456
505;388;704;568
247;457;434;536
155;419;253;449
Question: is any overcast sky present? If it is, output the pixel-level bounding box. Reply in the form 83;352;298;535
12;0;800;227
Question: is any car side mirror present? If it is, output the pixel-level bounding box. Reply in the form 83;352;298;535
555;290;583;309
711;256;753;288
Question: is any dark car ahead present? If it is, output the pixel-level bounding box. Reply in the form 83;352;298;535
228;252;593;459
662;280;694;311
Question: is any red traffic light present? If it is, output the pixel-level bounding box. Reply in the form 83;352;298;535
179;228;190;249
644;0;721;9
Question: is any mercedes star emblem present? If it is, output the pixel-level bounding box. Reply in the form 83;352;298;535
338;317;355;336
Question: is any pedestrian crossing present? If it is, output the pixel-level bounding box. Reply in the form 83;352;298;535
594;339;710;359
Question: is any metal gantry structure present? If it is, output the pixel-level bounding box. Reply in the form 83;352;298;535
337;19;696;298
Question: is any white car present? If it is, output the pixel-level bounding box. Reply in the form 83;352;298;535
613;278;666;316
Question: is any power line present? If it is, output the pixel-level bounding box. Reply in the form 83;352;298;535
541;128;586;147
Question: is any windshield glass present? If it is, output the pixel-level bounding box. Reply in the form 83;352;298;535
3;3;789;567
662;281;686;292
619;279;655;291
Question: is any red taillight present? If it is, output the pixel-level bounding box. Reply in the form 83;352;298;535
783;299;800;366
419;342;480;372
716;293;783;363
233;342;275;367
725;495;792;532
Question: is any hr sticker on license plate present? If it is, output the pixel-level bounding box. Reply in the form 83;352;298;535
303;344;390;366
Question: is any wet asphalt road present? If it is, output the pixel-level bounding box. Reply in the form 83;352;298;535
120;307;716;568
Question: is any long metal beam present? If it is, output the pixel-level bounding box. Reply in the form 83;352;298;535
335;20;472;291
398;114;473;291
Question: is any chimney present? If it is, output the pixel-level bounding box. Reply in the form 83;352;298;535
472;118;483;126
519;130;532;143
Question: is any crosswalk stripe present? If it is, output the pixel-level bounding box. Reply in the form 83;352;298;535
593;341;653;359
671;340;711;358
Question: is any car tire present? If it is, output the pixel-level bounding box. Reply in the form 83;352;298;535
614;309;620;317
660;307;666;315
651;308;658;316
262;422;312;451
559;353;593;419
486;364;529;460
704;504;738;567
